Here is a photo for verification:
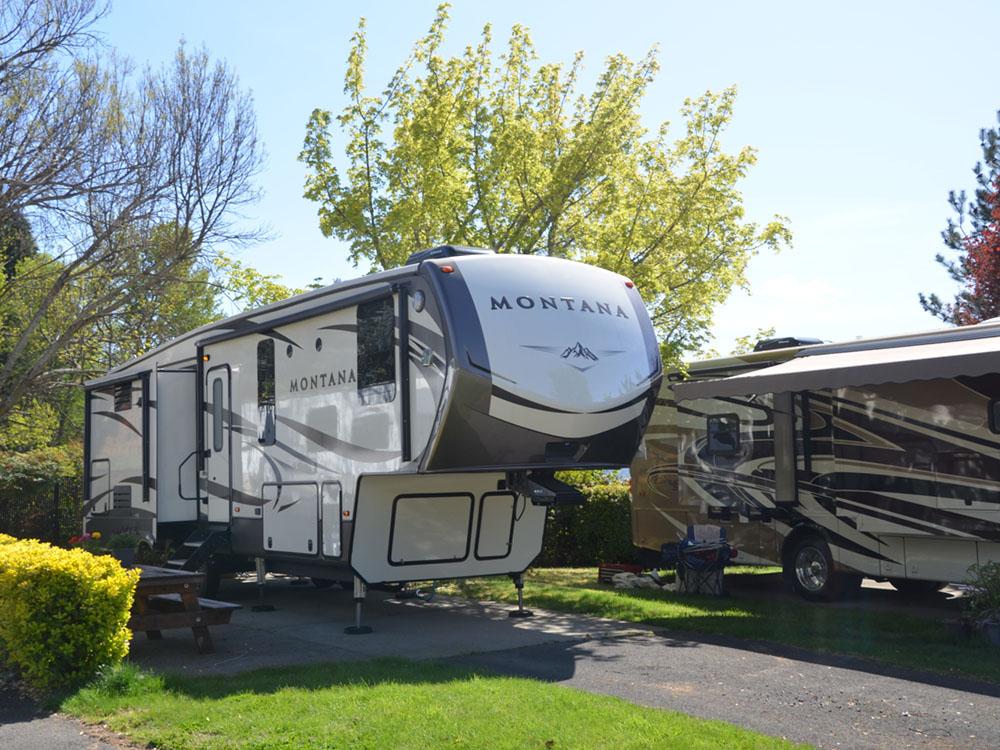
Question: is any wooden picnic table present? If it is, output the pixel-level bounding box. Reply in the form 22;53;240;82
128;564;240;654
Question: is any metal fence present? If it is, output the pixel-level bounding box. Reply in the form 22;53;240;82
0;479;83;543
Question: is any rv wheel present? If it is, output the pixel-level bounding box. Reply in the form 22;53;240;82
788;536;840;601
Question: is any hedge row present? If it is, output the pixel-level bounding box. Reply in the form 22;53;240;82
537;482;635;567
0;533;139;692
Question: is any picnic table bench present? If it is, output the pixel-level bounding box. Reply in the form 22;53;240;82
128;565;240;654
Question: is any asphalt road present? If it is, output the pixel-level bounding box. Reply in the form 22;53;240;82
450;630;1000;749
0;683;115;750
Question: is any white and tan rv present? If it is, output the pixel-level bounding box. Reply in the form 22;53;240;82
631;327;1000;601
84;246;661;627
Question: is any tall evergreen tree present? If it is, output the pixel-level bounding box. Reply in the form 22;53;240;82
920;111;1000;324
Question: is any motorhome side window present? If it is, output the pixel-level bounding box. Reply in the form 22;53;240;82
706;413;740;455
257;339;276;445
357;297;396;405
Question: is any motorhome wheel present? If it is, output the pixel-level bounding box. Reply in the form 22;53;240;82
789;536;839;601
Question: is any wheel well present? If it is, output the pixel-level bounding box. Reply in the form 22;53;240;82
780;524;828;572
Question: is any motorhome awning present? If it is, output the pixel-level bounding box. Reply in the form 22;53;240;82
673;333;1000;401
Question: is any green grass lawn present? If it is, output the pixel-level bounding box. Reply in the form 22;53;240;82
62;659;806;750
436;568;1000;684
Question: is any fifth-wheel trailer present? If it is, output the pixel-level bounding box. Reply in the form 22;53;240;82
631;326;1000;600
84;245;661;629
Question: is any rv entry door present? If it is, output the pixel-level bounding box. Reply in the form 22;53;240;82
204;365;232;524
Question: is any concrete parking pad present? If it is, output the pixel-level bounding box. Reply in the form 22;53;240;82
128;575;649;676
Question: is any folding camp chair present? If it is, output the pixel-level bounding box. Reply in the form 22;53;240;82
677;524;734;596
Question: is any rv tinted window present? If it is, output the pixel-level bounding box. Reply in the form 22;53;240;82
357;296;396;404
113;383;132;412
991;400;1000;435
257;339;276;445
212;377;224;452
706;414;740;455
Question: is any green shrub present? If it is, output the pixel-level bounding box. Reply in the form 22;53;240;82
0;535;139;693
538;481;635;566
964;561;1000;625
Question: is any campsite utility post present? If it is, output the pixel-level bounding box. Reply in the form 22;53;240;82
508;573;533;618
345;575;373;634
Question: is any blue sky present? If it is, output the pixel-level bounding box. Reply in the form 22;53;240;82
98;1;1000;352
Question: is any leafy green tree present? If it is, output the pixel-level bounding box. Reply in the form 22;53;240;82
300;4;789;356
213;251;302;311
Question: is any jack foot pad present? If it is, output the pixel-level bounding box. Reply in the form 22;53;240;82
344;625;374;635
508;609;534;618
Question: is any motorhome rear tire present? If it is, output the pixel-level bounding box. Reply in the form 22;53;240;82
788;536;843;601
890;578;944;599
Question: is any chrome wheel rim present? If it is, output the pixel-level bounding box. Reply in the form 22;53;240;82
795;546;828;593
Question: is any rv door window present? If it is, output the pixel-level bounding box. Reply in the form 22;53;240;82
357;296;397;404
257;339;276;445
212;377;224;452
706;414;740;455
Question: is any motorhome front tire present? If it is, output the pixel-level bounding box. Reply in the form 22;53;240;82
787;536;858;601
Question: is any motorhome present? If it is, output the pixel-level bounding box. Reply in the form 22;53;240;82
631;327;1000;600
84;245;661;628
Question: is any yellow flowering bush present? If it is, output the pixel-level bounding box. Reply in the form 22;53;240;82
0;535;139;692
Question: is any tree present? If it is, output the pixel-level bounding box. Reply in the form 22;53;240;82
0;210;37;279
300;4;789;357
920;112;1000;325
0;0;264;427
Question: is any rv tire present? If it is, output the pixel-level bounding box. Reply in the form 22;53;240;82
788;535;842;601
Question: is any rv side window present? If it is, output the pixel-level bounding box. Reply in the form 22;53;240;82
212;377;224;452
706;414;740;455
113;383;131;412
357;296;396;404
257;339;276;445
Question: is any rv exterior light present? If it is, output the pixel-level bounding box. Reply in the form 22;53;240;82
201;354;210;362
440;264;454;273
625;280;635;288
412;289;426;312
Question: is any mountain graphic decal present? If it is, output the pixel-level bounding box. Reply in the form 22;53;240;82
560;342;599;361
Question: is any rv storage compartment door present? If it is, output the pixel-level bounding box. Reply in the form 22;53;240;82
262;482;319;555
321;481;342;558
350;474;546;584
475;492;517;559
390;493;473;565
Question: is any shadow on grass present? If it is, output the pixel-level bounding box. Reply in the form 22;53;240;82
148;657;504;701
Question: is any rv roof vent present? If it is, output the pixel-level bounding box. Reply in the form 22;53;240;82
753;336;823;352
404;245;495;265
